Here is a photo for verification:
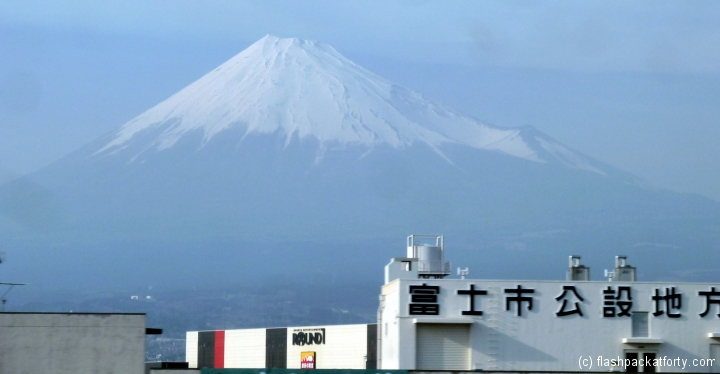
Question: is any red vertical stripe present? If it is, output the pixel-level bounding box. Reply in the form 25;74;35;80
214;330;225;368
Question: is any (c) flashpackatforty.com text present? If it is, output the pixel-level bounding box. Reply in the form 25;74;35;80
578;355;716;370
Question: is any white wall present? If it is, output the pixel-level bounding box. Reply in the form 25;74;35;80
224;328;266;368
286;324;369;369
0;312;145;374
185;331;198;368
379;281;403;369
381;279;720;372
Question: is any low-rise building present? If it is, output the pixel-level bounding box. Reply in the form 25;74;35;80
0;312;147;374
186;323;376;369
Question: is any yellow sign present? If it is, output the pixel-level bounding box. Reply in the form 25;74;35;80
301;351;316;369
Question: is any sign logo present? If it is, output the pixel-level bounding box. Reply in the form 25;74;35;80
301;351;316;369
292;328;325;346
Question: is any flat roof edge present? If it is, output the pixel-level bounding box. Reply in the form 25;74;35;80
0;312;146;316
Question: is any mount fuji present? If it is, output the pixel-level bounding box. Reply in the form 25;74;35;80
2;36;719;291
95;36;604;174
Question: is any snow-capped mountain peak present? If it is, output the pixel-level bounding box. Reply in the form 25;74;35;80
95;35;603;174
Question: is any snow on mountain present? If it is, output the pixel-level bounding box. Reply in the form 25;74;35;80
7;37;720;293
95;35;602;173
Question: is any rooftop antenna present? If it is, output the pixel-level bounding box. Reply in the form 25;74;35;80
0;253;27;311
604;269;615;281
0;283;26;311
457;267;469;280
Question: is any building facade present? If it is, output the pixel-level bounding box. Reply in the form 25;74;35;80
183;235;720;372
378;236;720;372
186;323;377;369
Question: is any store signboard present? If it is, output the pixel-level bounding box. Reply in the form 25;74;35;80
301;351;316;369
407;282;720;319
293;328;326;346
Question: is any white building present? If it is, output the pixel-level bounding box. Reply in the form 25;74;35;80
186;323;376;369
379;235;720;372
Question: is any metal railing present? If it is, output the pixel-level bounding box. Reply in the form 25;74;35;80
417;260;451;274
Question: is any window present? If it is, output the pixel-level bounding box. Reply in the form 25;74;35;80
632;312;649;338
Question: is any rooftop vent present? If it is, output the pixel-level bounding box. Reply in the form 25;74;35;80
566;255;590;281
407;235;450;279
604;255;637;282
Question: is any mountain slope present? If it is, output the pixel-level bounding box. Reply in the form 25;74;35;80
94;35;609;176
1;36;719;292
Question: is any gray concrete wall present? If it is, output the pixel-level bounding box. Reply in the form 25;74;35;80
0;312;146;374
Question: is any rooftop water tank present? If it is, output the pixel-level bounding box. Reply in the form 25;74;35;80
407;235;451;279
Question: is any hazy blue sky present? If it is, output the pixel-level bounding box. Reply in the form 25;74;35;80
1;1;719;199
